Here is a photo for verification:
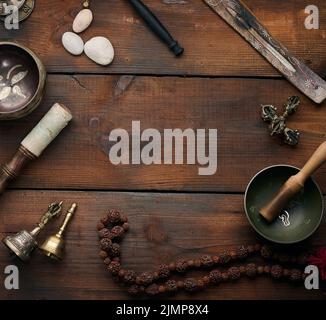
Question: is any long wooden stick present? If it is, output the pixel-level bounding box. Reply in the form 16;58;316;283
204;0;326;103
260;142;326;222
0;103;72;195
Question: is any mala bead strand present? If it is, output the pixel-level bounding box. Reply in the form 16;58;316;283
97;213;308;298
260;245;310;265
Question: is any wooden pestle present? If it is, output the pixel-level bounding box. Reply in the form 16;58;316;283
0;103;72;195
260;141;326;222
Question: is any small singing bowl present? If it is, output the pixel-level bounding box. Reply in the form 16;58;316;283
244;165;324;244
0;41;46;120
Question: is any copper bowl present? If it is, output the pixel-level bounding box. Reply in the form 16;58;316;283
0;41;46;120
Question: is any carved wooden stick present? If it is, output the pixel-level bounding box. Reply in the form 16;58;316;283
260;141;326;222
0;103;72;195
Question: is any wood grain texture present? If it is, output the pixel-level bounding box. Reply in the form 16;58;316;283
0;75;325;192
1;0;325;77
0;190;325;300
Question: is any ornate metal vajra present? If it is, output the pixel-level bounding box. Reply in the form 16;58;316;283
261;96;300;146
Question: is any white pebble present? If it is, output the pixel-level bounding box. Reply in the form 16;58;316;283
73;9;93;33
84;36;115;66
62;32;84;56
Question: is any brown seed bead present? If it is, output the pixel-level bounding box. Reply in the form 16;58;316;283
139;272;154;286
110;226;125;241
158;264;170;279
108;209;123;224
177;281;184;289
128;285;140;296
254;244;262;252
122;223;130;231
213;256;220;264
257;266;264;274
108;243;121;257
261;245;273;259
246;263;257;278
103;257;111;265
121;214;128;223
176;260;188;273
118;269;125;278
289;269;302;282
209;269;223;284
184;278;198;293
168;262;176;272
264;266;271;274
194;259;202;268
239;265;246;275
135;277;141;285
219;251;231;265
271;265;283;279
230;250;237;260
187;260;195;268
236;245;249;260
222;272;229;282
98;228;111;239
202;276;210;286
100;238;112;252
97;221;105;231
107;261;121;275
283;269;290;277
153;272;159;280
166;280;178;293
99;250;108;260
124;270;136;284
100;215;110;226
201;255;214;268
247;245;255;254
228;267;241;281
146;284;159;296
159;285;166;294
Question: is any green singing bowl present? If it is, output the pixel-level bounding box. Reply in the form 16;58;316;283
244;165;324;244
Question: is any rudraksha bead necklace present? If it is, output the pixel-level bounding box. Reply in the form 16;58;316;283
97;210;309;297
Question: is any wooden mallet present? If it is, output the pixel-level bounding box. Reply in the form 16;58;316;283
260;141;326;222
0;103;72;195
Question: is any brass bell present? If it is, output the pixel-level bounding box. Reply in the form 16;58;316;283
39;203;77;260
2;201;63;262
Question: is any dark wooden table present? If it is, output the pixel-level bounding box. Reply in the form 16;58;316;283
0;0;325;300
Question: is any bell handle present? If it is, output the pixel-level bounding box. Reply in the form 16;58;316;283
57;203;77;237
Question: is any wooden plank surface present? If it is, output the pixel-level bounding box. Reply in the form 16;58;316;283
1;0;326;301
0;75;325;192
0;190;325;300
0;0;325;77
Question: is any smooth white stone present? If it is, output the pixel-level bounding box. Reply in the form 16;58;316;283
62;32;84;56
84;36;115;66
73;9;93;33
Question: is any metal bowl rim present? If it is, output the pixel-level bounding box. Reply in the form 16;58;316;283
244;164;324;244
0;41;46;115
